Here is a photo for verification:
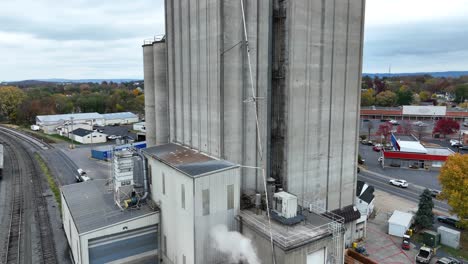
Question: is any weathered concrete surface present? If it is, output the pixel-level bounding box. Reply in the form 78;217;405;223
143;44;156;147
153;41;169;145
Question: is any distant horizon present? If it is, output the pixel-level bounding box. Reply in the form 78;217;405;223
2;70;468;83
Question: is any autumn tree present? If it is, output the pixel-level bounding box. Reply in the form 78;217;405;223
0;86;27;122
396;120;411;135
361;89;375;106
439;154;468;228
375;90;397;107
419;91;431;102
376;123;393;143
415;189;434;229
433;118;460;138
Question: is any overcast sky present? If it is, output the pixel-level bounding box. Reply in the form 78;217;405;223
1;0;467;81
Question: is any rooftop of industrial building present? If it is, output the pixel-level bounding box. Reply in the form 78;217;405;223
239;208;336;250
36;112;137;123
425;147;454;156
61;180;158;234
143;143;238;177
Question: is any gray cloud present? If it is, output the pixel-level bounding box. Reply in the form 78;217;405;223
1;1;467;80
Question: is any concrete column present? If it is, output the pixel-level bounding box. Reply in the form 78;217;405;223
143;43;156;147
153;40;170;145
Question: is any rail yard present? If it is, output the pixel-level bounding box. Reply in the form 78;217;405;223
0;128;57;264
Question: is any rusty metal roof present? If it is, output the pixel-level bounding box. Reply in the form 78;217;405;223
143;143;237;177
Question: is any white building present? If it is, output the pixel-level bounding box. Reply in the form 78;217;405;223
57;123;93;137
36;113;104;134
133;122;146;132
70;128;107;144
102;112;139;125
143;143;240;264
355;181;375;240
61;180;159;264
36;112;139;134
388;210;414;237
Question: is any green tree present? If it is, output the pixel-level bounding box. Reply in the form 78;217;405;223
375;90;397;106
0;86;27;122
439;154;468;228
415;189;434;229
361;89;375;106
454;84;468;103
419;91;431;102
396;85;413;105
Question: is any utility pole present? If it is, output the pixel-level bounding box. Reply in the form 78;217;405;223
70;117;75;149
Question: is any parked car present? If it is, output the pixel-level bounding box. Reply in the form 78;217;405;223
436;257;461;264
107;135;121;140
413;121;426;127
463;121;468;127
428;189;441;197
389;120;399;125
372;144;382;152
389;179;408;188
437;216;461;228
361;140;374;146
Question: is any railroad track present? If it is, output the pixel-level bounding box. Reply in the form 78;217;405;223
0;131;57;264
2;142;23;264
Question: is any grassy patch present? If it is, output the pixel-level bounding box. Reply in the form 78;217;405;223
34;154;61;213
47;133;81;145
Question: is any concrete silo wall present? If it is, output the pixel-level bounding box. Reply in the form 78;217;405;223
153;41;169;145
143;44;156;147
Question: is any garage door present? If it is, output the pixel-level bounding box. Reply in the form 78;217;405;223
88;225;158;264
307;248;326;264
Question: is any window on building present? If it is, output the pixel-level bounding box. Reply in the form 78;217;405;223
227;184;234;210
181;184;185;209
202;189;210;216
162;173;166;195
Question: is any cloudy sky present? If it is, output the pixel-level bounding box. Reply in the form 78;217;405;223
1;0;467;81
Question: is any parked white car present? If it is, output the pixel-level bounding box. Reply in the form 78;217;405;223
389;120;399;125
413;121;426;127
450;139;461;147
389;179;408;188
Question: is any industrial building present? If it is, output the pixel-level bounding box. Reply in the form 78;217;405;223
144;143;240;264
69;128;107;144
61;180;159;264
35;112;139;134
381;134;455;169
141;0;366;263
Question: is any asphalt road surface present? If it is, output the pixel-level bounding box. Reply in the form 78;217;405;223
358;169;450;213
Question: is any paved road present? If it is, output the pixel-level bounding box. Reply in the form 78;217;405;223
358;169;450;213
359;144;442;190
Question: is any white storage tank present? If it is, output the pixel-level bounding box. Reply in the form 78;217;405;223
273;191;298;219
437;226;460;249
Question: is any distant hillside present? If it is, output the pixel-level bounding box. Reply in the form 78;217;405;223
36;78;142;83
1;79;142;85
363;71;468;78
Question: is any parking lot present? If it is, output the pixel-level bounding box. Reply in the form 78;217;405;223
359;143;442;190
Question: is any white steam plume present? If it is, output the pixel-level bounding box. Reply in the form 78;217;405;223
211;225;261;264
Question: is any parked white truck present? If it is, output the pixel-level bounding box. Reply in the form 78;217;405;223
415;246;433;263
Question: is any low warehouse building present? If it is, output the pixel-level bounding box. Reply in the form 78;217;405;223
102;112;139;125
36;113;104;134
388;210;413;237
70;128;107;144
61;180;159;264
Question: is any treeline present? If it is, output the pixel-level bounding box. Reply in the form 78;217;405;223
361;75;468;107
0;81;144;124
